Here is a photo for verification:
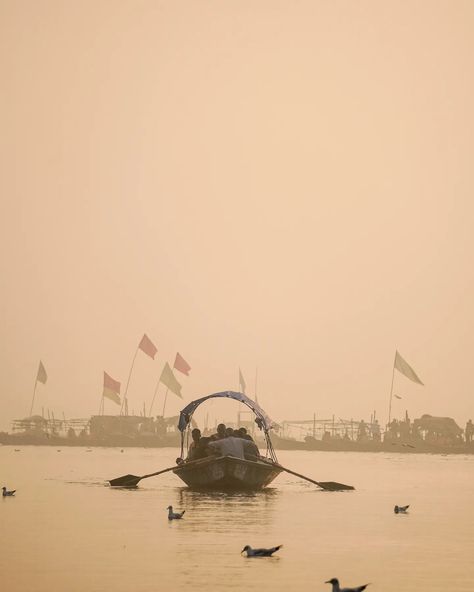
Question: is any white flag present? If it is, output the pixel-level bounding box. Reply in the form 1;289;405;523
37;361;47;385
394;351;424;385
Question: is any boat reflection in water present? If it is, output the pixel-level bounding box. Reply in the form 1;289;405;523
173;391;282;491
175;487;278;534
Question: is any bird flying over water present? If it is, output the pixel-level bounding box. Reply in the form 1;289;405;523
241;545;283;557
2;487;16;497
394;505;409;514
325;578;370;592
167;505;185;520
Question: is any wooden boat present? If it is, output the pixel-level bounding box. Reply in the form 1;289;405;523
173;454;282;490
173;390;282;491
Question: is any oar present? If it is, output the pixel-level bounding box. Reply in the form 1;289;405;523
108;457;209;488
108;465;177;488
260;459;354;491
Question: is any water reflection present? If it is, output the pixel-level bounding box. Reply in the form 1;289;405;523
3;447;474;592
174;487;279;532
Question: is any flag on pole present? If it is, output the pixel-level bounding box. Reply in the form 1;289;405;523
394;351;424;385
239;367;246;394
174;352;191;376
103;371;121;405
159;362;182;398
37;361;47;384
138;334;158;359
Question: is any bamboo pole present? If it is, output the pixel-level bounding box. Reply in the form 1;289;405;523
120;347;139;416
387;354;396;426
29;376;38;417
161;388;170;417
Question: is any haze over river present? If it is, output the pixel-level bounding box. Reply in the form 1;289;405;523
1;446;473;592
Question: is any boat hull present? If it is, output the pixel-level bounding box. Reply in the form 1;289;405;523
173;456;282;490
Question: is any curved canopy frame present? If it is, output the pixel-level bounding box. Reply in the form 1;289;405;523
178;390;275;433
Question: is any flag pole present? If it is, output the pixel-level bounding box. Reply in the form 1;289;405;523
149;380;160;417
161;388;170;417
254;366;258;404
387;353;396;426
29;376;38;416
121;347;139;416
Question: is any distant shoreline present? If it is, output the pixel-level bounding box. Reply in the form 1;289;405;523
2;433;473;455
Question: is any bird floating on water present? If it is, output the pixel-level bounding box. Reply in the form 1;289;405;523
2;487;16;497
394;505;409;514
325;578;370;592
167;505;185;520
241;545;283;557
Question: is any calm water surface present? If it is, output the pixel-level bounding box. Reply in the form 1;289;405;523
1;446;473;591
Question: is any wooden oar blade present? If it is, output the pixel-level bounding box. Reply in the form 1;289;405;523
108;474;141;487
317;481;354;491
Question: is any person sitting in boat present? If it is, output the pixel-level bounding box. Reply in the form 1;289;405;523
207;434;245;459
208;433;260;460
234;427;260;457
238;427;255;442
243;438;260;460
187;428;204;461
211;423;227;440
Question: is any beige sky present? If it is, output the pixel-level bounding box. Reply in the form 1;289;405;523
1;0;473;432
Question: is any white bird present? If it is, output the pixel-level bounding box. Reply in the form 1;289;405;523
394;505;409;514
325;578;369;592
241;544;283;557
167;505;185;520
2;487;16;497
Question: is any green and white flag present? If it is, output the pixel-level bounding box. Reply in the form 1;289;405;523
159;362;182;398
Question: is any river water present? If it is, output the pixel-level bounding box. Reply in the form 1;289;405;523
1;446;473;591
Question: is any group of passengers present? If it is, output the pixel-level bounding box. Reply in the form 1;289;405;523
186;423;260;462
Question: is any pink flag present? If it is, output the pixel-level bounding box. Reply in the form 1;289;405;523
174;352;191;376
138;334;158;359
103;372;121;393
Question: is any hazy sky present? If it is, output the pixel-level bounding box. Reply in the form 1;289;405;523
1;0;473;432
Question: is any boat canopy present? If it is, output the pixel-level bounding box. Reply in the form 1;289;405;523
178;391;274;433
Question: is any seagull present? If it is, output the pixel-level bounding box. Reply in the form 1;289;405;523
167;505;185;520
2;487;16;497
241;545;283;557
325;578;369;592
394;505;409;514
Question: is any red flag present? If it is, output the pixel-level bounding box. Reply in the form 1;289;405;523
174;352;191;376
104;372;121;393
138;334;158;359
103;372;121;404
